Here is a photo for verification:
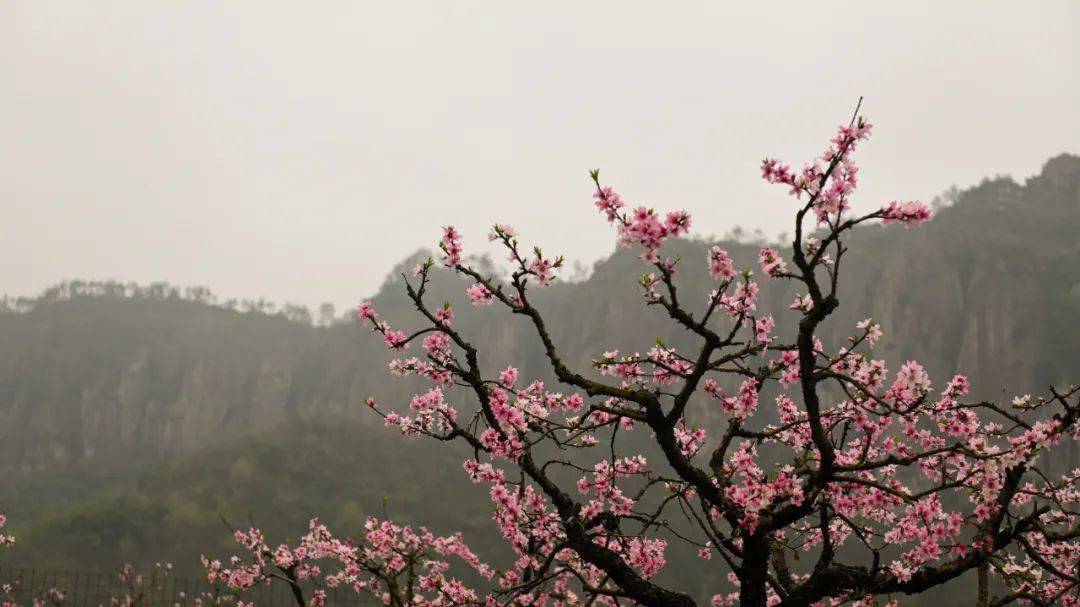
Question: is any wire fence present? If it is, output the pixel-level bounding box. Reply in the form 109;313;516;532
0;567;374;607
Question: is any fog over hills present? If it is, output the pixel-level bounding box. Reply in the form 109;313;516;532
1;155;1078;603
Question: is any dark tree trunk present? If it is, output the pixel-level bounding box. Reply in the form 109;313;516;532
976;563;989;607
739;534;770;607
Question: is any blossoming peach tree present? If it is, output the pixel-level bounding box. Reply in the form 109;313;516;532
205;111;1079;607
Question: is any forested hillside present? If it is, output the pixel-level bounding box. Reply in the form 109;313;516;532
1;155;1078;600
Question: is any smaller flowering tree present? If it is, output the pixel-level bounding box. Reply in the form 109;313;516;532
0;514;63;607
202;517;492;607
1;513;23;607
2;515;208;607
107;562;187;607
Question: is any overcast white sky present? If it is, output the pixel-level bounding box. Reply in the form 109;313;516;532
2;2;1078;310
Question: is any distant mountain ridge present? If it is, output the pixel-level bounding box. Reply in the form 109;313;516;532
1;154;1078;593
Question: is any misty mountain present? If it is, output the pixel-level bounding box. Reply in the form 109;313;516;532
1;155;1078;601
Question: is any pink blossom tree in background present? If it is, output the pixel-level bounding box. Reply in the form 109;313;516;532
203;517;493;607
1;517;229;607
0;515;61;607
208;108;1080;607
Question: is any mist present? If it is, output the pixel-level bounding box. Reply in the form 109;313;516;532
3;1;1077;310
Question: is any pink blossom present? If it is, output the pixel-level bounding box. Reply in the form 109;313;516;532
499;365;518;388
707;246;735;281
593;186;624;222
357;300;377;322
881;200;932;226
757;247;788;278
755;315;775;344
439;226;464;267
856;318;882;346
466;283;494;306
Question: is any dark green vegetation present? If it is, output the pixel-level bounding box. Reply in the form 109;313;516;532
1;155;1078;602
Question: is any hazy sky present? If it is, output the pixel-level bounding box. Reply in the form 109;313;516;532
3;2;1078;310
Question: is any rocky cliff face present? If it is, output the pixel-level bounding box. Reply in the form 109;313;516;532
1;155;1078;475
0;300;373;471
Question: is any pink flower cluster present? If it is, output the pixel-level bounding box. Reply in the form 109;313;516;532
756;247;788;278
707;246;735;281
591;179;690;262
439;226;464;267
761;118;934;228
881;200;932;226
704;378;760;422
466;283;493;306
760;119;872;222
